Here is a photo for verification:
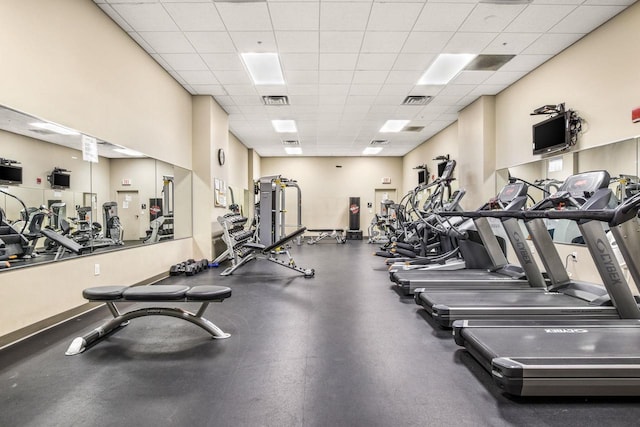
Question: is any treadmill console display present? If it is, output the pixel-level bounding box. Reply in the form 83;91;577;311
561;170;610;197
439;160;456;181
498;182;527;203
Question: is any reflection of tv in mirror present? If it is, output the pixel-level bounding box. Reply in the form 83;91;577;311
50;171;71;189
0;164;22;185
418;170;426;185
532;112;570;155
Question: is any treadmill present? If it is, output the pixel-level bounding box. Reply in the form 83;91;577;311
452;191;640;396
415;171;629;328
391;181;549;296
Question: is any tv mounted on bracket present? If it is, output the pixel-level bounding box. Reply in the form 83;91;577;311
0;163;22;185
49;168;71;189
532;111;571;155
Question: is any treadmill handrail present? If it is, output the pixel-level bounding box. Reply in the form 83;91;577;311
536;191;640;226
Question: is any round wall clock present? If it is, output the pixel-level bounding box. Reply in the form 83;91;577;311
218;148;225;165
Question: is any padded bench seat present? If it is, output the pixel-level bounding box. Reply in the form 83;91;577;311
66;284;232;356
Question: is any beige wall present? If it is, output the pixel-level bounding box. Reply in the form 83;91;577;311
0;0;193;169
495;1;640;170
403;123;459;195
261;156;402;233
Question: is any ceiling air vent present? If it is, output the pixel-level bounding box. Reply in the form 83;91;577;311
404;126;425;133
370;140;389;145
402;95;432;106
282;139;300;146
464;55;515;71
262;96;289;106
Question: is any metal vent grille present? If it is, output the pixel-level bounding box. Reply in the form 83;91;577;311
370;140;389;145
402;95;432;106
281;139;300;146
404;126;425;133
262;95;289;105
464;55;515;71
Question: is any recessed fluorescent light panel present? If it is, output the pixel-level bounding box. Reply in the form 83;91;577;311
29;122;80;135
113;147;145;157
272;120;297;133
284;147;303;155
363;147;383;155
379;120;410;133
241;53;285;85
418;53;477;85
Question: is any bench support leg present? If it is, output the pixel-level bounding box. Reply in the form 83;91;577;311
65;303;230;356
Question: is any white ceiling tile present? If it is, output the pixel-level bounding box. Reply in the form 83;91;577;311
288;85;319;95
361;32;409;53
551;5;627;34
349;85;382;96
320;32;365;53
498;54;552;72
409;85;444;97
319;85;351;96
319;70;354;84
229;32;277;52
213;96;236;107
285;70;319;84
128;32;156;53
469;84;509;97
319;95;348;105
367;2;423;31
346;95;377;105
352;70;390;85
201;53;244;71
505;5;578;33
190;84;227;96
378;84;416;96
374;95;404;106
97;4;133;32
444;32;498;53
111;3;178;32
392;53;436;70
413;3;476;32
438;84;475;97
224;85;259;96
177;70;219;85
138;32;194;53
402;32;453;53
320;2;372;31
483;33;541;54
185;32;236;53
275;31;319;53
459;3;527;33
451;70;493;85
356;54;398;70
150;53;172;70
289;95;319;105
430;95;463;106
214;2;272;31
163;3;225;31
482;71;527;86
521;33;584;55
168;70;187;85
385;70;423;85
319;53;359;71
232;95;264;105
268;2;320;31
212;70;253;85
583;0;636;4
255;85;289;96
280;53;319;70
161;53;208;71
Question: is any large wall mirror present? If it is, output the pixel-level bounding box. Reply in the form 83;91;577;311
0;105;192;270
497;137;639;246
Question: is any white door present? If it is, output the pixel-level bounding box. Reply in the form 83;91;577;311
116;191;141;241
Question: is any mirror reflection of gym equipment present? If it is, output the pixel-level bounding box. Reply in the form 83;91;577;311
144;176;174;244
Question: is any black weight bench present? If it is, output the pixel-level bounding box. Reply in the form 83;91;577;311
65;284;232;355
40;227;91;260
221;227;315;277
306;228;346;244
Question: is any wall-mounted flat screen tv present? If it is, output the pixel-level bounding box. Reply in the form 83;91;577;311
0;164;23;185
50;171;71;189
532;112;570;155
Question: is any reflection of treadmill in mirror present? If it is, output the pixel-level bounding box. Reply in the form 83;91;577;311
391;181;547;295
415;171;628;328
452;190;640;396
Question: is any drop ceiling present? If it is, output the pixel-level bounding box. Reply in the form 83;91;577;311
93;0;636;157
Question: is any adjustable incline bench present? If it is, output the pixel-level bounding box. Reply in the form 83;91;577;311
221;227;314;277
306;229;346;245
40;227;92;260
65;284;232;355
